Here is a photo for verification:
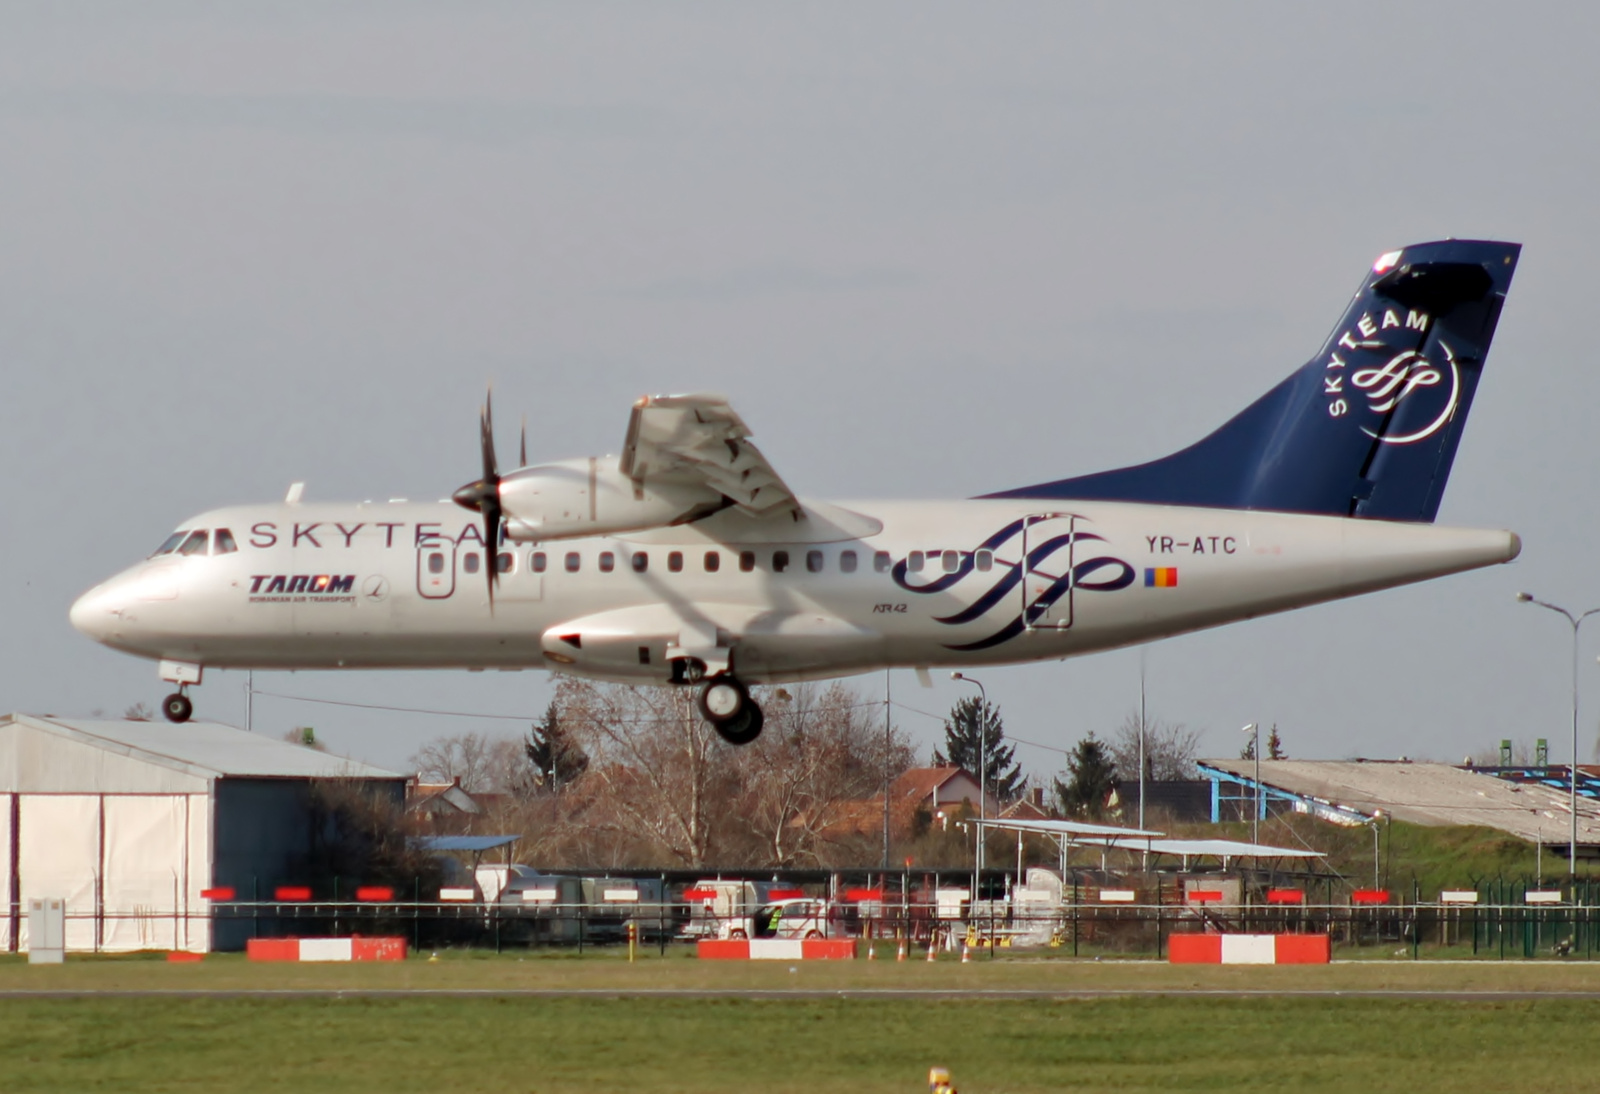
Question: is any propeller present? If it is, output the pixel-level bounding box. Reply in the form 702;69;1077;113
451;388;503;610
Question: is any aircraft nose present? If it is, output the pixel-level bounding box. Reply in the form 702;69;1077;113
70;583;122;643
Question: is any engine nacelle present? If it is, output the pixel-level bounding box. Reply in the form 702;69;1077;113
498;457;721;542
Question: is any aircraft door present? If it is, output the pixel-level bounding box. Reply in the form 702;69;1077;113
1020;513;1075;630
417;544;457;599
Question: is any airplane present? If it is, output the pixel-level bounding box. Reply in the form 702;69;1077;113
72;239;1522;745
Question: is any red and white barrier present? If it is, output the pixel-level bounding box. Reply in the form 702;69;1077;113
1168;933;1329;965
247;937;408;962
697;938;857;960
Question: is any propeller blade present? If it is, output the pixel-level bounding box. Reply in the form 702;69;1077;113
480;389;499;485
520;416;528;468
451;388;505;612
480;390;501;611
483;491;501;612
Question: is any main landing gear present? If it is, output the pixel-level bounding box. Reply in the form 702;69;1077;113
162;690;194;723
697;675;764;745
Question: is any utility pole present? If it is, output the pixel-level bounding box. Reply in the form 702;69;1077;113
1241;722;1260;846
1516;593;1600;875
1138;650;1148;834
882;669;892;871
952;672;990;882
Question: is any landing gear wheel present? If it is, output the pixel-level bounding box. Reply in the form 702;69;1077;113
711;702;763;746
698;677;748;721
162;692;193;723
697;676;764;745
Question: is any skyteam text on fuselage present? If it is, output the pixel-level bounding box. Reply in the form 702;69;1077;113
71;240;1523;744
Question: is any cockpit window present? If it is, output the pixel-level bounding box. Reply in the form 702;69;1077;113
213;529;238;555
177;530;210;556
152;531;187;556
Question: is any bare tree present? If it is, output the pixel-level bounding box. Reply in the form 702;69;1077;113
124;702;154;722
484;736;538;796
554;678;740;868
409;732;521;793
1106;711;1202;782
733;682;915;866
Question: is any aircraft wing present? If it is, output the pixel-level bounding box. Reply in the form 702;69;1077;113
620;394;802;520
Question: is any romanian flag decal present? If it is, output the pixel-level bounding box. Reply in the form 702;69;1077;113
1144;567;1178;588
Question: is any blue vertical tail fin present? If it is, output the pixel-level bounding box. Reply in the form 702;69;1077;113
987;240;1520;521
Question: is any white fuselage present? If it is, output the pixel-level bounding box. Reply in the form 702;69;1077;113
70;495;1519;685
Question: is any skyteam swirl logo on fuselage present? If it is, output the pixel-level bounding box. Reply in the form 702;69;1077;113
892;518;1134;651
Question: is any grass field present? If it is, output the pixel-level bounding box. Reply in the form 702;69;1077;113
3;953;1599;1092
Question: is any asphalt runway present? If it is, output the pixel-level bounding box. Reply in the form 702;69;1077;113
4;987;1600;1001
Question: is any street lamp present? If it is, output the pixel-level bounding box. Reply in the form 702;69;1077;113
1240;723;1260;846
1515;593;1600;875
951;672;989;878
1369;810;1385;890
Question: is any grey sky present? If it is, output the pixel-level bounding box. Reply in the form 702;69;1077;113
5;3;1599;776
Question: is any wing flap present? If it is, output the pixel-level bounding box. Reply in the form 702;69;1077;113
621;394;801;519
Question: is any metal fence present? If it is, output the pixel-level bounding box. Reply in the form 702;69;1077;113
13;876;1600;959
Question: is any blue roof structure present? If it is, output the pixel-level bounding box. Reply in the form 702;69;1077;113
416;835;520;852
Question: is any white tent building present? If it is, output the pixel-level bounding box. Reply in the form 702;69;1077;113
0;713;404;953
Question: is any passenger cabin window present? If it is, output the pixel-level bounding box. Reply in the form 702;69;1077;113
213;529;238;555
908;551;925;573
942;550;960;573
632;552;648;573
178;530;210;556
496;552;514;574
463;553;481;574
565;552;581;573
840;550;857;573
531;552;547;573
874;551;891;573
739;551;756;572
668;551;684;573
704;551;720;572
807;550;824;573
153;531;187;556
428;552;446;574
599;552;615;573
975;549;993;572
773;550;790;573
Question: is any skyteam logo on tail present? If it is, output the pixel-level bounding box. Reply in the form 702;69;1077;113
1324;305;1458;446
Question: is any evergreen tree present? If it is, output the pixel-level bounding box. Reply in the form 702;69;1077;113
1267;724;1286;760
933;696;1023;802
525;701;588;792
1054;733;1117;819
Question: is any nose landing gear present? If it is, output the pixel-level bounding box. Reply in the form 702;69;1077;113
156;660;203;724
162;691;194;723
697;676;764;745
